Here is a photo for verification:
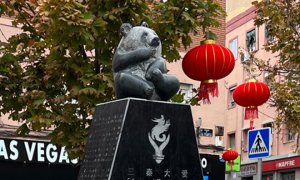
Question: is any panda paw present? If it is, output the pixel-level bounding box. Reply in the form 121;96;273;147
144;85;154;98
146;69;163;84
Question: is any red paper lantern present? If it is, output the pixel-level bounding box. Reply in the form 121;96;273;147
233;79;270;129
222;149;238;170
182;40;235;103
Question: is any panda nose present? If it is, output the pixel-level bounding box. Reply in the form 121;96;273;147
150;37;160;47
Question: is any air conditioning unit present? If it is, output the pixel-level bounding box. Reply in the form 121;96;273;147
240;51;250;64
215;136;223;146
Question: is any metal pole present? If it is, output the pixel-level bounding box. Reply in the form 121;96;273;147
257;158;262;180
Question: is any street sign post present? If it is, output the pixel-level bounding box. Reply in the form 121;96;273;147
248;127;272;159
248;127;272;180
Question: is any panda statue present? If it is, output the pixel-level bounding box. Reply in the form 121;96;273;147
112;22;180;101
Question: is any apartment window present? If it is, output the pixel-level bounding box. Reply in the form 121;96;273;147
227;85;236;109
180;83;193;103
228;133;236;149
263;71;272;86
229;38;238;60
278;70;288;84
265;25;274;43
240;50;250;64
281;171;295;180
286;129;294;142
263;123;273;133
246;29;256;52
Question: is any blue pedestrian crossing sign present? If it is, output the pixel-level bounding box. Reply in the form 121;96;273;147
248;127;272;159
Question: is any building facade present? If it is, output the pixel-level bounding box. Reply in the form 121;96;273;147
224;1;300;180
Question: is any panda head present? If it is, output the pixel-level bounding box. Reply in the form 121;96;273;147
118;22;162;55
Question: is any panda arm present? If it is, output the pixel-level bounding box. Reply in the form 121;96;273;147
146;57;167;74
112;48;154;72
145;57;167;82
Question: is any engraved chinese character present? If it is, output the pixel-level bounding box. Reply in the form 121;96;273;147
128;168;135;176
164;169;171;178
181;170;188;178
146;168;153;177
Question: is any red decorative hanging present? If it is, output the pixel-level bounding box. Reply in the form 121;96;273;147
222;149;238;170
233;79;270;129
182;40;235;103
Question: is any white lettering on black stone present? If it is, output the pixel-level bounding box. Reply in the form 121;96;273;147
59;146;69;163
37;143;45;162
0;140;8;159
201;158;207;168
25;142;36;161
9;140;19;160
0;139;77;164
46;144;57;163
71;157;78;164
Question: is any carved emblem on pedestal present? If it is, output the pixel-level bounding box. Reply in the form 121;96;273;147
148;115;170;164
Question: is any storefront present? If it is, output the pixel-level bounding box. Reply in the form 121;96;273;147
200;153;225;180
239;155;300;180
262;156;300;180
0;138;226;180
0;138;80;180
240;164;256;180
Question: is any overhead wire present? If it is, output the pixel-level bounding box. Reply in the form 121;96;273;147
0;27;8;41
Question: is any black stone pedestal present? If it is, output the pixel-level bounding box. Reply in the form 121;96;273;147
78;98;203;180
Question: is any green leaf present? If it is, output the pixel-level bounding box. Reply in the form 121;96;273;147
33;97;45;107
79;87;97;95
182;12;195;23
81;11;94;23
190;97;200;106
171;92;184;103
93;18;107;28
16;123;30;135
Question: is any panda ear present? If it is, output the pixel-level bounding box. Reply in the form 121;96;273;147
141;21;148;27
120;23;132;36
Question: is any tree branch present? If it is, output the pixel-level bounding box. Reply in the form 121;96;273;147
25;2;36;16
94;46;101;74
15;5;40;38
284;0;300;37
79;44;88;59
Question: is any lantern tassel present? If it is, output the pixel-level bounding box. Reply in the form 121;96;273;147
229;160;234;171
244;106;258;120
250;119;254;130
198;80;218;104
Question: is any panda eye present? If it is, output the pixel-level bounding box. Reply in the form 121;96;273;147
143;32;148;36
